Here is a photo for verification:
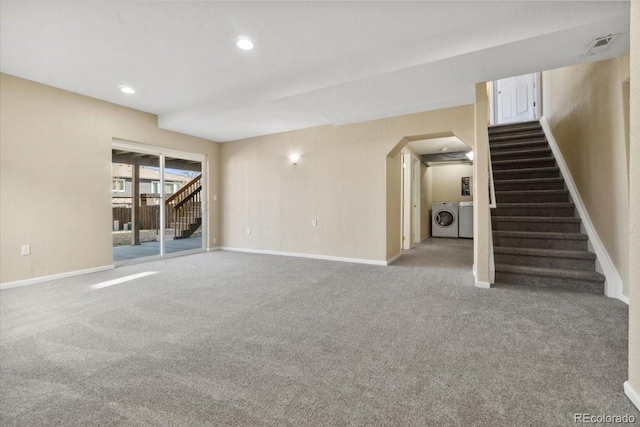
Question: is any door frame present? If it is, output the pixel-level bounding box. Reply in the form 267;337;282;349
112;139;208;265
490;72;542;125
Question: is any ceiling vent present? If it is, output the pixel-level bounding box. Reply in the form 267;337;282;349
583;34;619;57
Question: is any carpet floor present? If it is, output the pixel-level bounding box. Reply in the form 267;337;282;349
1;239;636;426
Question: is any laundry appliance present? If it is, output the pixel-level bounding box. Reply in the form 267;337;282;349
458;201;473;238
432;202;459;238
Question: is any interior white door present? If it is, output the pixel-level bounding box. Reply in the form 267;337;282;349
496;73;536;124
412;157;420;245
402;152;411;250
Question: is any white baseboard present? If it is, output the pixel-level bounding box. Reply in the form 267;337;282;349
540;117;626;304
220;247;389;266
386;253;402;265
206;247;222;252
1;265;114;290
624;381;640;411
475;280;491;289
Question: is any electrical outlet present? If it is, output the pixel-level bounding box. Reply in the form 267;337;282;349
21;245;30;256
213;195;217;201
247;228;251;234
213;237;217;244
312;219;318;226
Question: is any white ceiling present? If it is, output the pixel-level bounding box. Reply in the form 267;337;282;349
408;136;471;155
0;1;630;142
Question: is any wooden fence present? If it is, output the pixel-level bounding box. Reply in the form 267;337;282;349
112;206;176;231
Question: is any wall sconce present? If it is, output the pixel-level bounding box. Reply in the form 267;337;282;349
288;154;301;165
466;151;474;161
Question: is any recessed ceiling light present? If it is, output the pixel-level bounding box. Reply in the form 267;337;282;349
119;86;135;94
237;37;254;50
440;147;448;152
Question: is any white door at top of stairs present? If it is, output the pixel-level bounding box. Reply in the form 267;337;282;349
432;202;459;238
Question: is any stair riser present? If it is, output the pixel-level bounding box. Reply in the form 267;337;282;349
494;169;559;180
491;150;552;161
491;221;581;233
495;253;596;270
490;141;549;153
494;180;564;191
492;159;556;171
492;207;575;217
493;236;587;251
496;193;568;203
494;271;603;294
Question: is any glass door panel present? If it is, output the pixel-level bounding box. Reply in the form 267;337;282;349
163;157;203;254
111;149;161;262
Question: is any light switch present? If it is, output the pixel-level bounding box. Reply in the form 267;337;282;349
21;245;30;256
312;219;318;226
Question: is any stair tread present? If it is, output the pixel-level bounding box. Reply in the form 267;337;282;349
488;120;541;130
489;140;549;150
494;177;563;183
489;124;541;132
490;132;546;141
494;166;559;175
495;202;574;207
495;189;568;195
491;216;580;223
491;147;551;156
495;263;605;282
492;156;555;166
493;246;596;259
493;230;588;240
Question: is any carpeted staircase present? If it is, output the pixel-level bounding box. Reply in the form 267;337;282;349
489;120;605;293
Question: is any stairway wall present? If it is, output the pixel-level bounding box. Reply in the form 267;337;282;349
542;51;630;297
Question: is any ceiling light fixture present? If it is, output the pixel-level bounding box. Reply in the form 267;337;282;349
440;147;448;152
237;37;254;50
119;85;135;94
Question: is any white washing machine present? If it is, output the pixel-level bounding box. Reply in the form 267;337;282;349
432;202;459;238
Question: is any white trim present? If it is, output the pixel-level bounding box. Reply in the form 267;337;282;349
475;280;491;289
540;117;625;303
624;381;640;411
386;253;402;265
206;247;222;252
220;247;389;266
1;265;114;290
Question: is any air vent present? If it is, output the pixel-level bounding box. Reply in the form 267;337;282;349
583;34;619;57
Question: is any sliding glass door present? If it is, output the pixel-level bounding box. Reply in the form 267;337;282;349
111;142;206;264
164;156;203;255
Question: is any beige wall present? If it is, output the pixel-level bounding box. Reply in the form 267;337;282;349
0;74;220;284
628;0;640;406
430;164;474;204
220;105;474;263
473;82;491;285
542;52;630;296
